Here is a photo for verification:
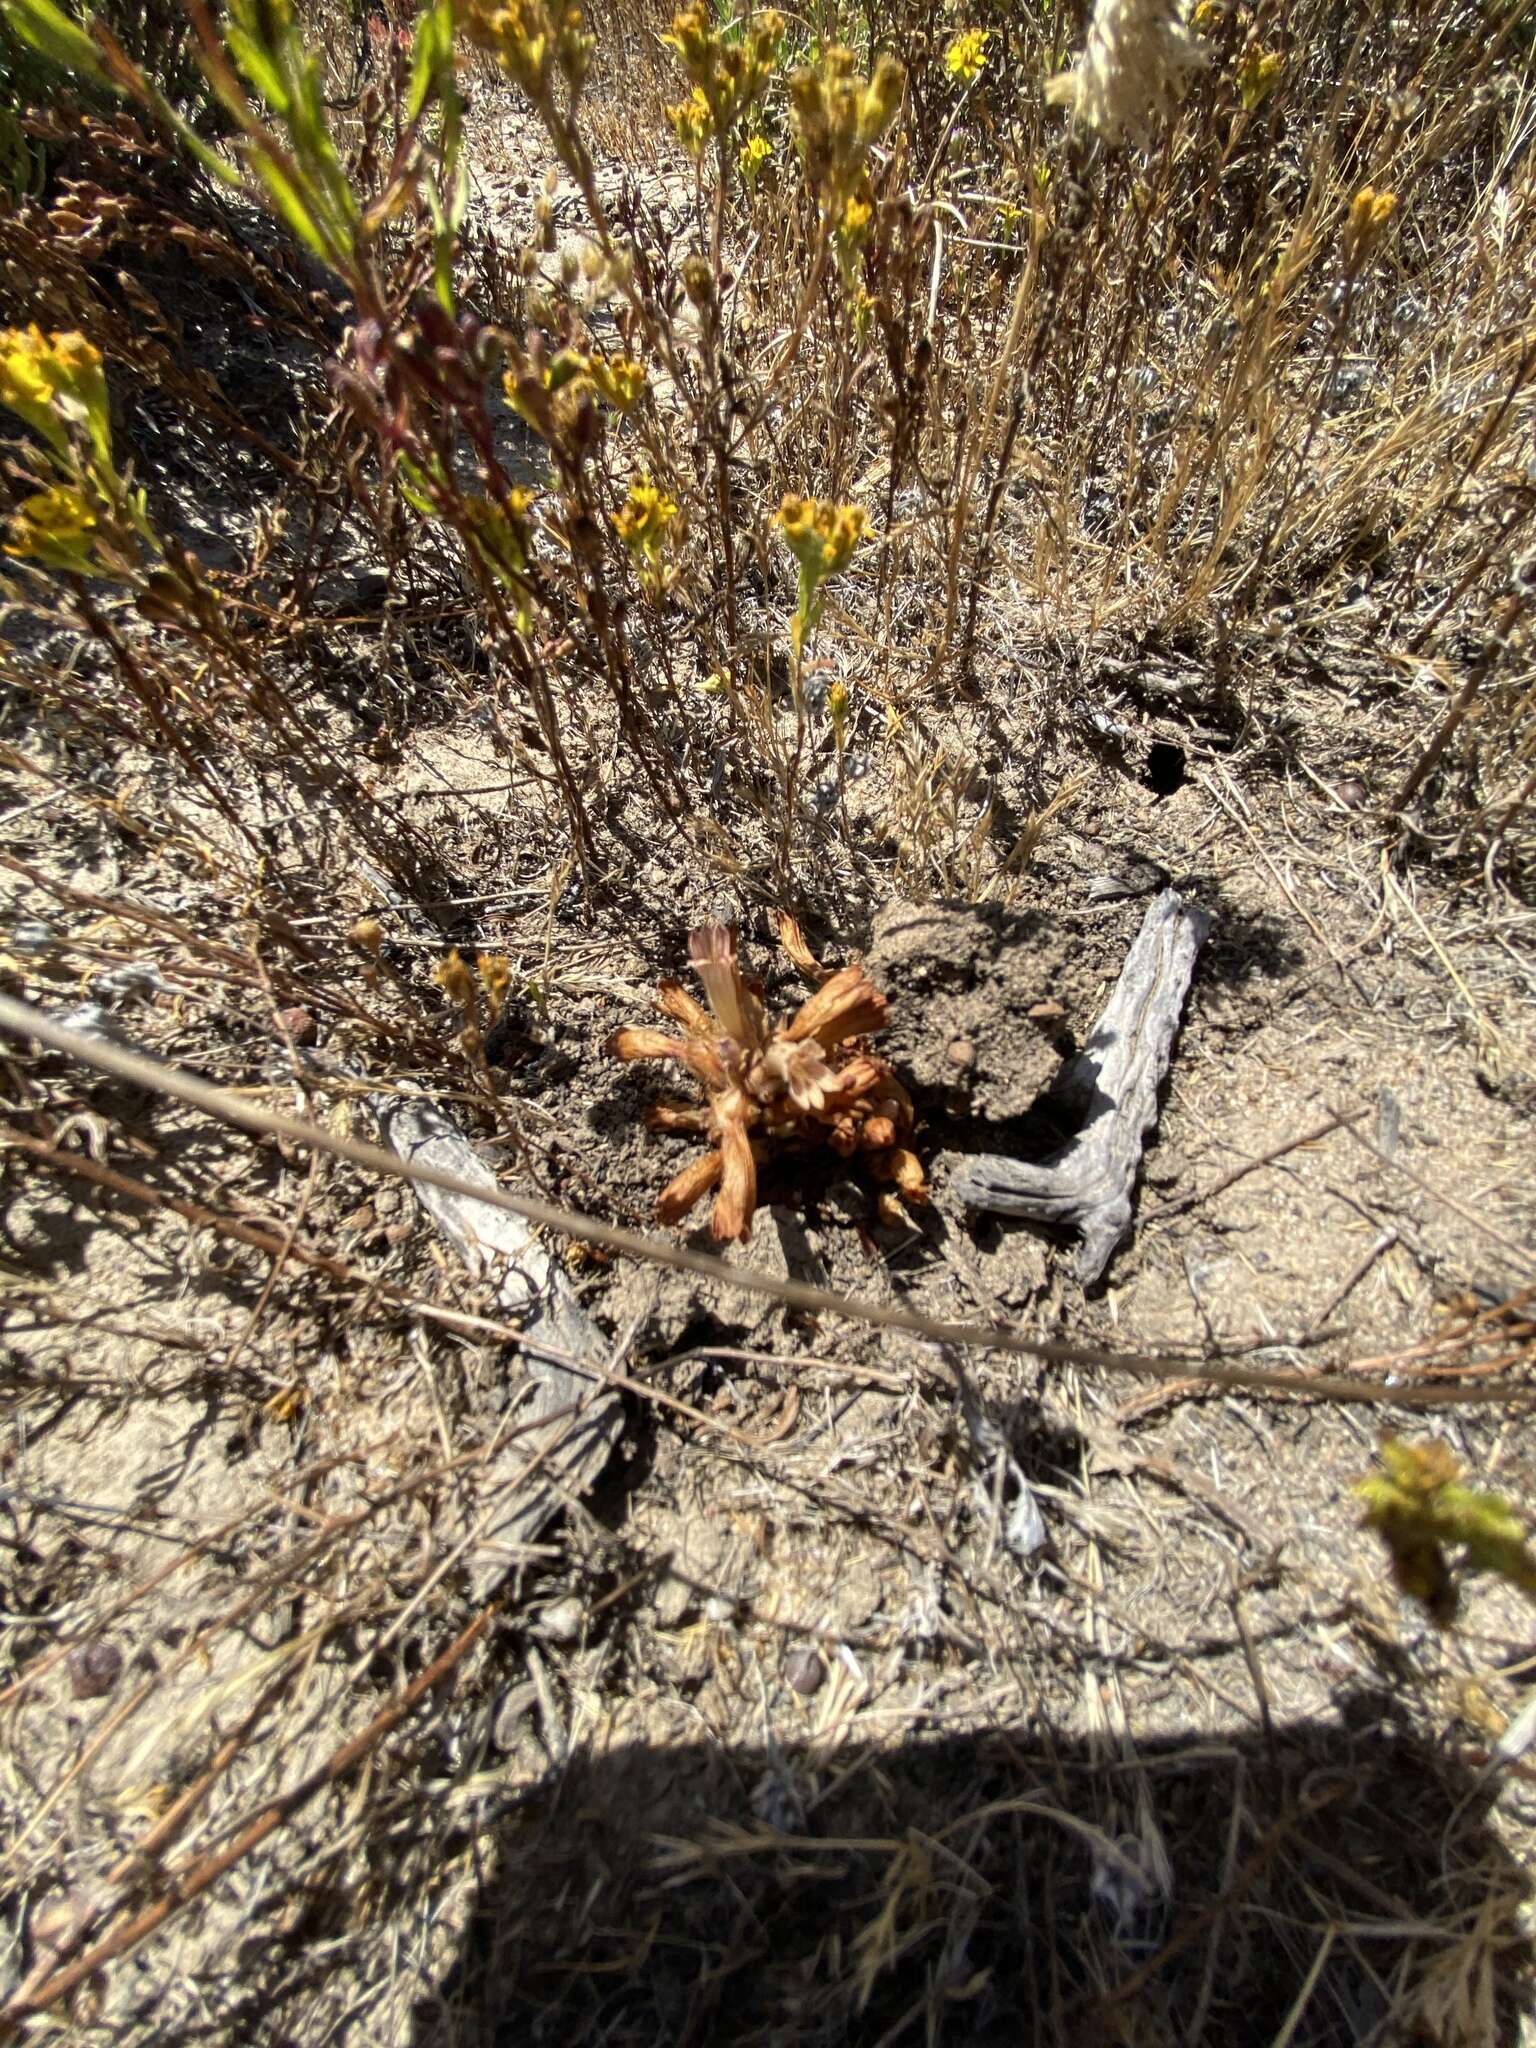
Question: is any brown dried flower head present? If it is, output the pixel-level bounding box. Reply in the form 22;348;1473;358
607;918;926;1240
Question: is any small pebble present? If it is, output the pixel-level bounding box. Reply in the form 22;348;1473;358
946;1037;975;1069
784;1646;825;1696
29;1892;84;1959
276;1006;319;1047
11;919;59;957
533;1594;584;1645
66;1640;123;1701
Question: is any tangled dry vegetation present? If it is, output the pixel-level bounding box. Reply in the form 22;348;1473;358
1;0;1535;2038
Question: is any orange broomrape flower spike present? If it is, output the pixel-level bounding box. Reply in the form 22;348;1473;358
606;920;926;1241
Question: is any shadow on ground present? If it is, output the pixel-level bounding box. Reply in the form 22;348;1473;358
408;1701;1530;2047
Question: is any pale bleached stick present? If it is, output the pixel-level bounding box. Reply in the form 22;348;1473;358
949;890;1210;1285
375;1097;624;1596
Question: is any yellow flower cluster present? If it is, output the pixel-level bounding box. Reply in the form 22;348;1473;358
775;493;868;652
1342;184;1398;268
462;488;535;583
1358;1435;1536;1623
615;475;679;592
662;6;782;159
834;189;874;287
559;348;648;412
777;494;867;580
460;0;593;107
666;86;713;157
0;325;111;465
1236;46;1281;110
789;47;904;222
0;327;153;580
2;482;99;572
739;131;773;186
943;29;990;82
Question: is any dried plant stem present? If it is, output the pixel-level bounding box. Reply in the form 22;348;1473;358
0;1606;494;2034
1391;592;1526;815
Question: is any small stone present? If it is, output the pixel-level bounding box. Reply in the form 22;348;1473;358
11;918;59;957
702;1594;735;1625
30;1892;85;1960
651;1570;692;1629
784;1646;825;1696
276;1006;318;1047
66;1640;123;1700
946;1037;975;1069
533;1595;584;1645
1335;777;1369;811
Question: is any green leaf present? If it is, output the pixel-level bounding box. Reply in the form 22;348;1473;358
154;93;244;185
226;23;291;111
409;0;456;122
248;150;331;260
1;0;110;85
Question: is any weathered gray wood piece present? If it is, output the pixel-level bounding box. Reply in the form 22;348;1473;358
376;1097;624;1597
948;889;1210;1285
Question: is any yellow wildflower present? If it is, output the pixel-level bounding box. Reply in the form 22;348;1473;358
944;29;990;82
1236;46;1281;111
666;85;713;156
0;326;111;466
460;0;593;106
615;474;679;592
827;678;851;747
562;350;648;411
663;6;782;146
789;47;904;221
1343;184;1398;267
739;130;773;186
834;187;874;285
774;493;868;653
3;481;102;573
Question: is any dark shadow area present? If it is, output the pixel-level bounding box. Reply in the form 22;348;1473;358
1142;740;1189;799
406;1708;1531;2046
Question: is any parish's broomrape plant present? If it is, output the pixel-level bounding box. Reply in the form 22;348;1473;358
608;920;926;1240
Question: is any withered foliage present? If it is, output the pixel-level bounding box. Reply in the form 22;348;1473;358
608;918;926;1240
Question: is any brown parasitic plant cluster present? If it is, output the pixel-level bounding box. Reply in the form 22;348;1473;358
608;919;926;1240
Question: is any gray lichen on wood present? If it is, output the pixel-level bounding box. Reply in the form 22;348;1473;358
948;890;1210;1285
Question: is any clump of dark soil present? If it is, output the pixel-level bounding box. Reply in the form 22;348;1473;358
864;898;1129;1127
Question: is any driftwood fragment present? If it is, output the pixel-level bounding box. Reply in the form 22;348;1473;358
376;1097;624;1597
949;889;1210;1285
